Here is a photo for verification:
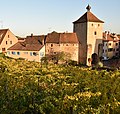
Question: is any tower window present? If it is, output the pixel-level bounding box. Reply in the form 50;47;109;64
98;24;100;27
116;48;119;51
10;41;12;44
92;24;93;26
51;44;53;47
94;31;97;35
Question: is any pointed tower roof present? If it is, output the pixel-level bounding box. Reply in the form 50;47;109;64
73;5;104;23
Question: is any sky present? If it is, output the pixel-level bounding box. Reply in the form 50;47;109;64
0;0;120;37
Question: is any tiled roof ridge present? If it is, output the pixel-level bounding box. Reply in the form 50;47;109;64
73;11;104;23
103;32;120;41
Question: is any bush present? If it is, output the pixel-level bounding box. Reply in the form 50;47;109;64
0;56;120;113
0;53;5;57
68;60;77;66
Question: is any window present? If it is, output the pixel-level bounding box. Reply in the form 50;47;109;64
17;52;20;55
12;52;16;55
103;50;107;53
106;43;107;46
66;44;68;46
116;48;119;51
7;51;10;55
30;52;32;56
116;43;118;46
40;52;44;57
33;52;37;56
94;31;97;35
108;48;113;52
109;43;111;46
6;41;7;45
51;44;53;47
92;24;93;26
10;41;12;44
2;48;5;52
98;24;100;27
8;35;9;38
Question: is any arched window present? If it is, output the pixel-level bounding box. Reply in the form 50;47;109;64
94;31;97;35
51;44;53;47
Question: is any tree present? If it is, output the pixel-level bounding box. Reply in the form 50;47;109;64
91;53;99;68
49;51;71;64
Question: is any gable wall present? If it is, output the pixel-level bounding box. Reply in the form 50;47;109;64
0;30;18;53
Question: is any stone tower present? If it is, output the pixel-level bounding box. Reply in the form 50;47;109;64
73;5;104;65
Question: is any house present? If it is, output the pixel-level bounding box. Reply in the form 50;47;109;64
0;29;18;53
7;34;46;62
73;5;104;65
102;31;120;59
45;31;80;62
5;5;120;65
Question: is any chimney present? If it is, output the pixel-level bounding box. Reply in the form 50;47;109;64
108;31;110;35
105;31;107;40
31;33;33;37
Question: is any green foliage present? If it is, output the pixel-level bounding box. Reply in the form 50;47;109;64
91;53;100;67
0;56;120;113
43;52;71;64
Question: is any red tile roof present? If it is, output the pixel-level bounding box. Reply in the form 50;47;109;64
46;31;79;43
26;35;45;44
46;31;60;43
8;35;45;51
73;11;104;23
0;29;8;44
60;33;78;43
8;42;44;51
103;33;119;41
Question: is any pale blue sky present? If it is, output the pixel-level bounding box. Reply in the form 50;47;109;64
0;0;119;37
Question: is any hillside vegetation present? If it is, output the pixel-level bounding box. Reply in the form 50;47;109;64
0;55;120;114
